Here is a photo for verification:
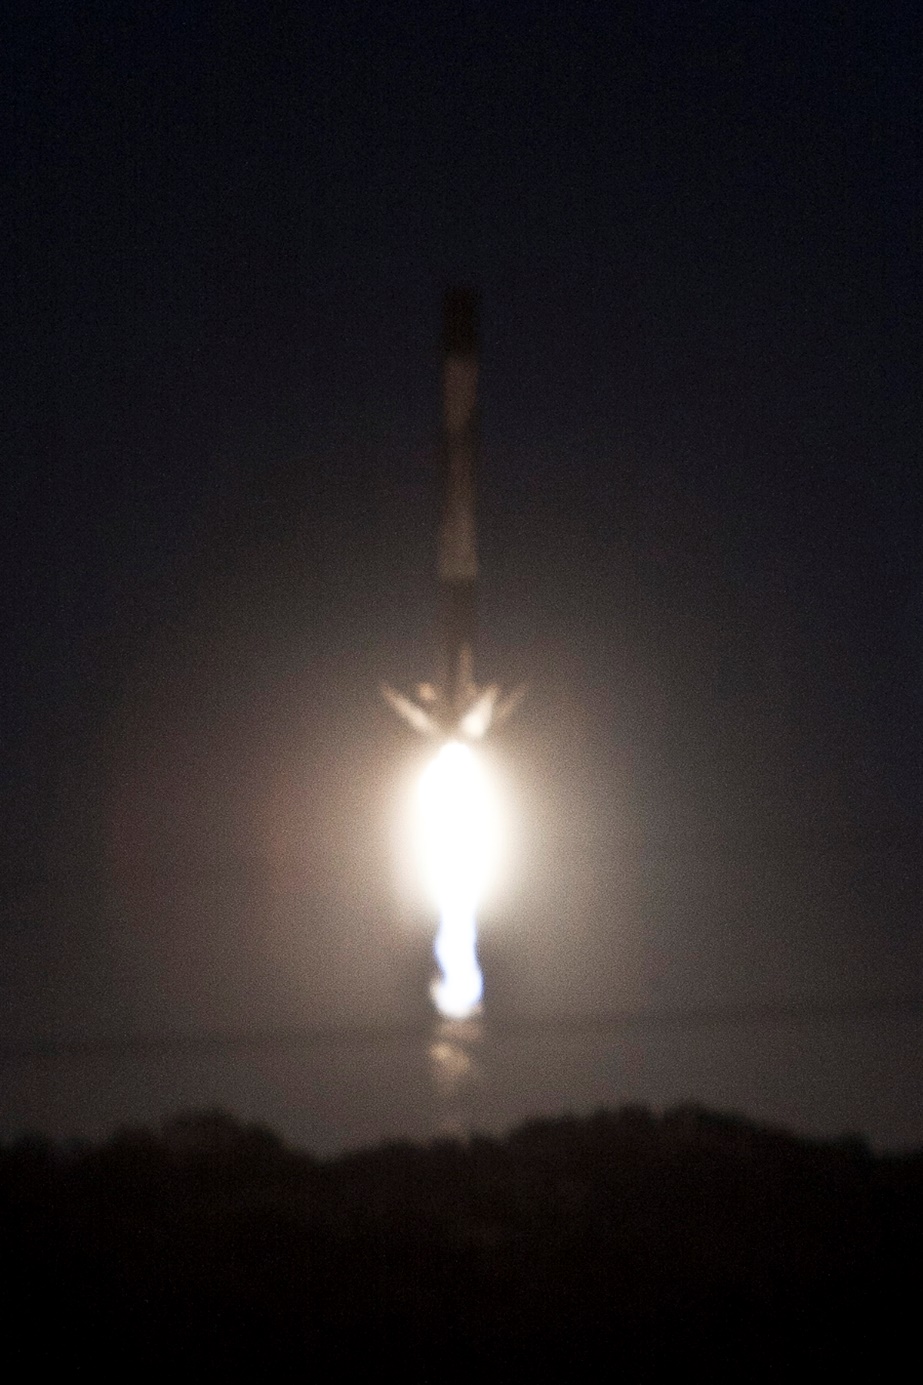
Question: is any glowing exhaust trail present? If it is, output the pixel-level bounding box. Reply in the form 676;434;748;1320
418;741;490;1018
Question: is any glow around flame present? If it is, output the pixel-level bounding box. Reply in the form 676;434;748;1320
418;740;491;1019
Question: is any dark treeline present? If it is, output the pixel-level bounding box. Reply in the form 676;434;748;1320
3;1106;919;1374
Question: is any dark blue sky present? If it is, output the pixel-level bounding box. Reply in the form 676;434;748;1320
1;0;920;1149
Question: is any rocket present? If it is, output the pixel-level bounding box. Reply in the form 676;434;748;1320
383;289;522;741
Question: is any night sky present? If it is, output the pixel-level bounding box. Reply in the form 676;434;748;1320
2;0;921;1151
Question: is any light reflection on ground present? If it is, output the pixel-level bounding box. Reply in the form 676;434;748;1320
428;1016;484;1137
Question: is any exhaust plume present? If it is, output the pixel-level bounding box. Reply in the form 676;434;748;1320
418;740;490;1018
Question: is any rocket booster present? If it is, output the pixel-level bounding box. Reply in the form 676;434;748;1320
440;288;479;585
383;290;522;741
440;288;479;721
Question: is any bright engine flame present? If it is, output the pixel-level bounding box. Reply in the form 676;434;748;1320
418;740;491;1018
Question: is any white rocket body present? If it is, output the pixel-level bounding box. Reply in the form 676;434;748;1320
383;290;522;740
